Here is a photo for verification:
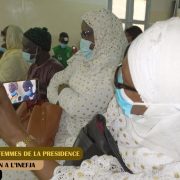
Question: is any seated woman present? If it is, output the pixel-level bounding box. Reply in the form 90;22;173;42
0;17;180;180
0;25;29;82
22;27;64;100
47;9;127;147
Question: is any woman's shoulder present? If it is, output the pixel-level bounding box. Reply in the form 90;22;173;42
0;49;22;64
46;58;64;70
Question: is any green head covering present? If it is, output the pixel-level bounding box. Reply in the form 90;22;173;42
24;27;51;51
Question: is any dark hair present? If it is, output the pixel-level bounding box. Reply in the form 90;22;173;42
59;32;69;44
125;26;143;41
1;26;9;37
24;27;51;51
23;80;33;88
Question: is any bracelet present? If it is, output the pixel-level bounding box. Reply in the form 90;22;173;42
16;135;34;147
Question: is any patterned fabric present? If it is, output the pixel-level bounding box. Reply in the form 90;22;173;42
28;58;64;100
50;17;180;180
47;9;127;147
51;97;180;180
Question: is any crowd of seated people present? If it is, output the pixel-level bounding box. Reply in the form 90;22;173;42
0;8;180;180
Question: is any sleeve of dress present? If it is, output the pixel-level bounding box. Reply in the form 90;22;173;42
56;74;114;118
51;155;180;180
47;60;74;104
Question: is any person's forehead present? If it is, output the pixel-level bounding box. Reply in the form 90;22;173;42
81;21;92;30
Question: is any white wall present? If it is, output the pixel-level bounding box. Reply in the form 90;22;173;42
149;0;174;26
0;0;108;48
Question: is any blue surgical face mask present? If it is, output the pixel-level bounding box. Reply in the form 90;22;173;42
115;73;134;117
0;47;6;53
10;91;17;97
22;52;31;62
80;38;93;60
115;88;134;117
60;43;67;48
24;90;32;97
22;47;38;64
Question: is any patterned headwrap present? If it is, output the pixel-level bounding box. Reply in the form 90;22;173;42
81;9;127;68
24;27;51;51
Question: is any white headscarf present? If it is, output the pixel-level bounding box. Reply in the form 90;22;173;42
128;17;180;160
72;9;127;72
6;25;23;50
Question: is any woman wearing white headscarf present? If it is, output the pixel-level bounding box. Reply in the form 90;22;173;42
47;9;127;147
0;25;29;82
0;17;180;180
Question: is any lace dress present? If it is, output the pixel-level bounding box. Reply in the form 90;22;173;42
51;97;180;180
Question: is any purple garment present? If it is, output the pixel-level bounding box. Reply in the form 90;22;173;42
28;58;64;100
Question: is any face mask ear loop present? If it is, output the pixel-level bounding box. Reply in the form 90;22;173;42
35;47;39;57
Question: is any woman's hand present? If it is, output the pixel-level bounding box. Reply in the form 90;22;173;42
0;84;26;146
58;84;69;95
0;84;60;180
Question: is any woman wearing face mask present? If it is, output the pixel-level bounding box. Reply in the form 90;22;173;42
0;25;29;82
52;32;73;68
47;9;127;148
22;27;64;100
22;80;36;101
51;17;180;179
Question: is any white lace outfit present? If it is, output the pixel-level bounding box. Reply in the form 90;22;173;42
47;9;127;147
51;97;180;180
51;17;180;180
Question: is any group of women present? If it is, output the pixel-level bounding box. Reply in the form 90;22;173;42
0;8;180;180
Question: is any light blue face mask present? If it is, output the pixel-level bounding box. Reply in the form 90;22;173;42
0;47;6;53
10;91;17;97
115;88;134;117
115;73;134;117
60;43;67;48
22;48;38;64
22;52;31;61
80;38;93;60
24;90;32;97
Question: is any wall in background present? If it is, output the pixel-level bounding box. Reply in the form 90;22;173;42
0;0;108;48
149;0;174;26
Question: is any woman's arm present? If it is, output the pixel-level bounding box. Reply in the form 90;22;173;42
57;74;114;118
0;84;59;180
47;60;74;104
